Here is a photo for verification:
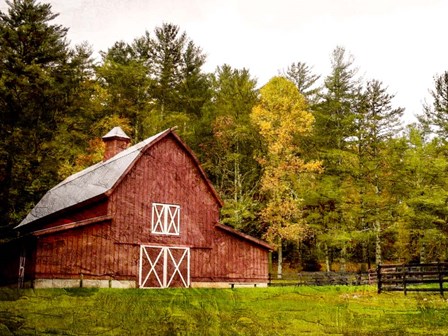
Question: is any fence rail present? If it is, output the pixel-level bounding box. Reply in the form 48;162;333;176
377;262;448;295
269;271;374;287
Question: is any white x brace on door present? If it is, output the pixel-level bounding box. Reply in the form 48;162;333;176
139;245;190;288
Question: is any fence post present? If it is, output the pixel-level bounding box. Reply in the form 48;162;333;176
377;264;382;294
402;263;407;296
438;262;444;296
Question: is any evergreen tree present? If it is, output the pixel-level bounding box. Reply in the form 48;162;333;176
419;71;448;140
307;46;360;271
282;61;320;103
131;23;209;140
96;41;152;141
51;43;105;179
353;79;404;265
399;127;448;262
199;65;260;233
0;0;77;228
178;40;210;119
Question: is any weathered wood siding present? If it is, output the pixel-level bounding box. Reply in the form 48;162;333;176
34;222;113;279
17;199;108;236
41;199;108;230
212;230;269;282
189;232;269;283
26;200;110;280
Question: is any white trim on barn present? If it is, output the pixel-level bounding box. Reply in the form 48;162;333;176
18;251;25;289
151;203;181;235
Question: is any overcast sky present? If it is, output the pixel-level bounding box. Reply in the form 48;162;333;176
3;0;448;123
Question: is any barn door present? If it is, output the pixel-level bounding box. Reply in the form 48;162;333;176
139;245;190;288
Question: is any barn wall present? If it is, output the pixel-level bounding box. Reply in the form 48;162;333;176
15;199;114;284
34;221;114;279
109;135;220;280
210;230;269;282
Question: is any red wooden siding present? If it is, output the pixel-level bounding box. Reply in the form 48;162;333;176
34;222;113;279
19;199;108;235
15;199;111;282
211;229;269;282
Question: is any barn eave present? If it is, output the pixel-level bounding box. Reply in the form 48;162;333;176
216;224;273;251
32;215;113;237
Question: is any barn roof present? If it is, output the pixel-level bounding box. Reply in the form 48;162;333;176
102;126;131;140
216;224;273;251
16;128;223;229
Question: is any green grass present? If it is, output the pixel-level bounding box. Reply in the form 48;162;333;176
1;285;448;335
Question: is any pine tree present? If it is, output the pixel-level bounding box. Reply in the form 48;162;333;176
307;46;360;271
353;79;404;265
282;61;320;103
399;127;448;262
131;23;210;140
419;71;448;140
199;65;260;233
0;0;76;229
96;41;152;141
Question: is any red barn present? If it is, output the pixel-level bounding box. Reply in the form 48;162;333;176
1;127;272;289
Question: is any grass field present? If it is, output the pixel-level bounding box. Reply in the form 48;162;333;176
1;285;448;335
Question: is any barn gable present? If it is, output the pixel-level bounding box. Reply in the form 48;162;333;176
109;133;222;245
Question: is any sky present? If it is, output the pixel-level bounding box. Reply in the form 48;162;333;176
2;0;448;123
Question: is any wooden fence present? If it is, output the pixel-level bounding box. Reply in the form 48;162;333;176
377;262;448;295
269;271;374;287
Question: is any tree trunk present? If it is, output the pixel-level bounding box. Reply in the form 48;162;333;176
374;171;382;266
340;244;346;272
420;242;426;263
375;219;382;265
277;239;283;279
325;243;331;272
233;142;241;224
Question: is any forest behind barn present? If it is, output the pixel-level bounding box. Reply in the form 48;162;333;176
2;0;448;273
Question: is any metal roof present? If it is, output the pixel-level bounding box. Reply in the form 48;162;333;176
102;126;130;140
16;129;169;229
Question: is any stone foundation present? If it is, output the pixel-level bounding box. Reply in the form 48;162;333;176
33;279;136;289
191;282;268;289
31;279;267;289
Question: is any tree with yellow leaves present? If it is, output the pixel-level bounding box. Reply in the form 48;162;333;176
251;77;322;278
